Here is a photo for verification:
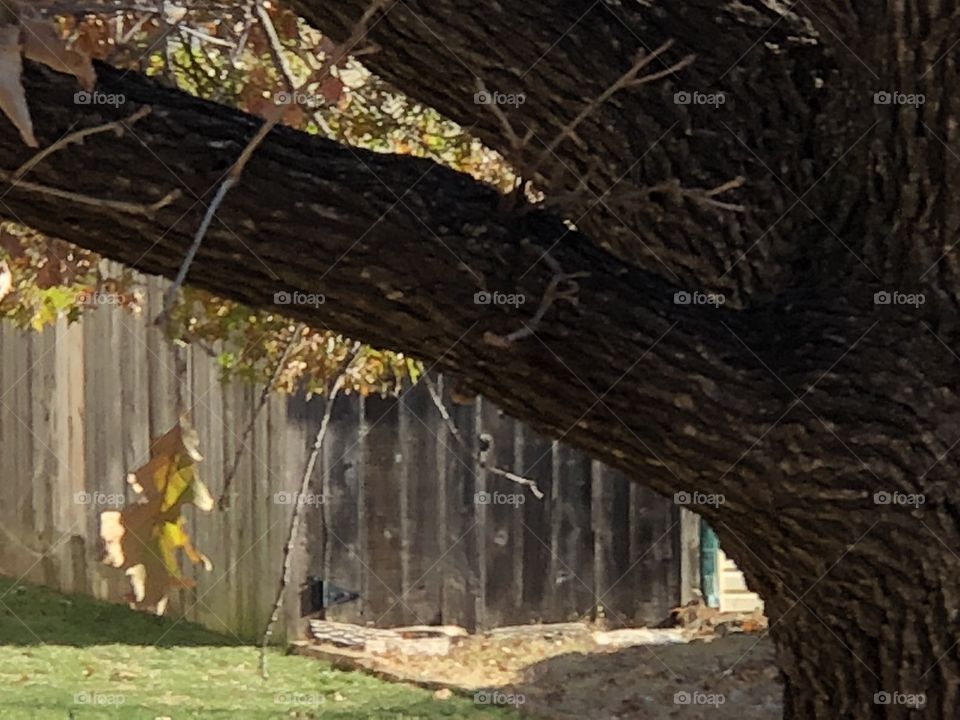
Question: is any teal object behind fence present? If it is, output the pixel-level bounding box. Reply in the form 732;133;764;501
700;520;720;608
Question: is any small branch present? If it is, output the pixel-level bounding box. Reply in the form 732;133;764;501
13;106;151;180
0;171;180;218
485;465;544;500
527;41;694;179
155;109;280;327
219;323;306;510
324;0;389;69
423;375;544;499
424;374;468;450
259;345;361;679
254;0;298;94
619;176;747;214
483;249;588;348
478;40;693;210
474;77;532;154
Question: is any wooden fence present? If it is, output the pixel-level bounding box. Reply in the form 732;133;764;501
0;274;696;641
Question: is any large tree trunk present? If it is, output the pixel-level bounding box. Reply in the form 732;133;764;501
3;2;960;716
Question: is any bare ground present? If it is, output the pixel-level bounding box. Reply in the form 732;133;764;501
295;625;783;719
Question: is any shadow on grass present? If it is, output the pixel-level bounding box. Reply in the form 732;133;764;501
0;576;238;647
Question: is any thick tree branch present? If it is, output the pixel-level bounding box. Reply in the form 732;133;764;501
292;0;847;304
0;61;786;508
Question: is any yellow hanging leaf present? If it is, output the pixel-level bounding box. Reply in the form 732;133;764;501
98;416;213;614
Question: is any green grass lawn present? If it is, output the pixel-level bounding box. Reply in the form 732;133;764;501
0;577;518;719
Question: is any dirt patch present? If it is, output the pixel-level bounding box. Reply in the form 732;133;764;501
294;623;782;719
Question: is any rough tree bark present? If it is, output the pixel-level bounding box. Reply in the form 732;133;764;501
1;1;959;717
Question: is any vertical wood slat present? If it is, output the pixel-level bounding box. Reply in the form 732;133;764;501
322;393;363;623
592;461;632;627
517;423;553;623
3;320;37;582
397;381;442;625
479;398;523;628
628;481;681;624
439;379;479;630
53;318;87;595
28;326;54;587
274;393;304;642
360;395;406;626
550;441;594;621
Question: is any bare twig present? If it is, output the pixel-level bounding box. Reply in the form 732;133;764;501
155;109;280;327
323;0;389;70
479;40;694;209
527;41;694;179
618;176;747;214
219;323;307;510
507;273;586;344
483;248;588;348
13;106;151;180
254;0;297;94
424;375;544;499
259;345;361;678
485;465;544;499
0;171;180;217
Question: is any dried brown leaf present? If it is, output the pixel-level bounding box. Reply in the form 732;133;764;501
0;24;36;147
0;6;97;148
22;17;96;91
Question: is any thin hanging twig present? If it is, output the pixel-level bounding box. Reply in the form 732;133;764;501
254;0;298;94
218;322;307;510
423;375;544;499
155;108;281;328
259;345;361;678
